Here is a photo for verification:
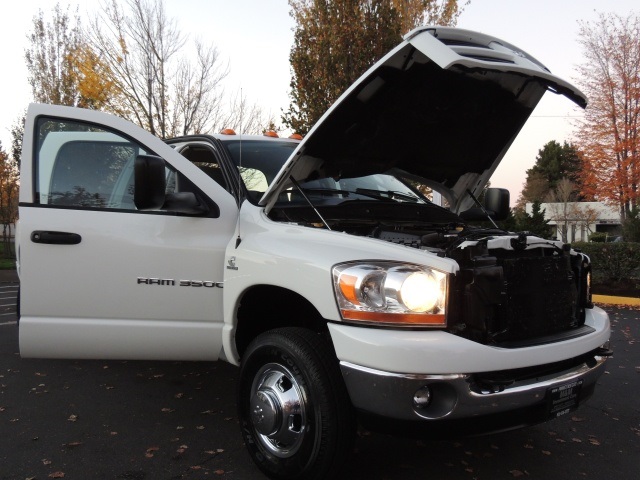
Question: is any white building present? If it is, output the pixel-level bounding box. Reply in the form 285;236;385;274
526;201;621;242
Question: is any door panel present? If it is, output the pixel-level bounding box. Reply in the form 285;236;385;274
18;104;238;360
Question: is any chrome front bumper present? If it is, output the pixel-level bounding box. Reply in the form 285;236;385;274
340;352;608;422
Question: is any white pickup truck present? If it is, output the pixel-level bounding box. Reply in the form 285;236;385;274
17;26;611;479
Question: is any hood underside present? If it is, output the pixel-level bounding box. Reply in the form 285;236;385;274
263;27;586;213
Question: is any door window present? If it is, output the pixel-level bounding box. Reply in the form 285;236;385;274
35;118;149;210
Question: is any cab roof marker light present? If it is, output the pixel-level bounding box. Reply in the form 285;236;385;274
220;128;236;135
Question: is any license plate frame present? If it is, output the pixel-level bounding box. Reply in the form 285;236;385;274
547;379;583;418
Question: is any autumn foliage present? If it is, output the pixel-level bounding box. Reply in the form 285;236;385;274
0;143;18;258
575;12;640;220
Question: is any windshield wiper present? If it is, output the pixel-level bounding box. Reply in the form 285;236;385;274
355;188;420;202
301;187;394;202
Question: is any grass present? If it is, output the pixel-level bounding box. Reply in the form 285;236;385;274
0;257;15;269
0;242;16;270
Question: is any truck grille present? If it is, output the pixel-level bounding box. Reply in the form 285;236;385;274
492;256;580;344
449;247;586;347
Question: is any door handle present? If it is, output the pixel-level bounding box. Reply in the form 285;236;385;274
31;231;82;245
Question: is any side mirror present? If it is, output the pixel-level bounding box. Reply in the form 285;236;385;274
134;155;166;210
134;154;210;215
484;188;510;221
459;188;510;222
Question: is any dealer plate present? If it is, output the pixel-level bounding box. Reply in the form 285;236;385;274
547;379;583;418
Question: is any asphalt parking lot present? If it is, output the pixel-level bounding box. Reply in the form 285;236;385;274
1;280;638;479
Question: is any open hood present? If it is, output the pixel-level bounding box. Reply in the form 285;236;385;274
261;26;586;213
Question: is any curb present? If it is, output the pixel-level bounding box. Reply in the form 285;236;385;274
593;294;640;306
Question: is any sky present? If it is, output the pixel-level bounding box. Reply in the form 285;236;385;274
1;0;638;203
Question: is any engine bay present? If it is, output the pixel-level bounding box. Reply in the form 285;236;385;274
269;201;592;347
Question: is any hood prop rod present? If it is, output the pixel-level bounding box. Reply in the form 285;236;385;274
290;176;332;231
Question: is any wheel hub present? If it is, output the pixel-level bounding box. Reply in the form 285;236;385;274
250;390;280;435
249;364;307;457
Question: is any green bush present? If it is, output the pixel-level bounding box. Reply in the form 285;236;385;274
588;232;608;243
572;241;640;283
622;209;640;242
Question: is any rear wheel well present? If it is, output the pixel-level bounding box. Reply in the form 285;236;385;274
235;285;329;357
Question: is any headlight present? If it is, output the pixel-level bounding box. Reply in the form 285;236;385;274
332;262;448;327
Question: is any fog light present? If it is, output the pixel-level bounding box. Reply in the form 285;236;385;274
413;386;432;409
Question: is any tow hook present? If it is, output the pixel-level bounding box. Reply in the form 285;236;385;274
594;346;613;357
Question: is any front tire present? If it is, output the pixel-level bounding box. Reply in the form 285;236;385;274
238;328;355;479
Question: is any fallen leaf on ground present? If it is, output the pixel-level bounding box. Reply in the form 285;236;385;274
48;473;65;478
67;414;78;422
145;446;160;458
214;470;225;475
509;470;526;477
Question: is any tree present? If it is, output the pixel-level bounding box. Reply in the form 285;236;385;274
208;91;278;136
574;12;640;220
516;201;553;239
87;0;276;138
0;143;19;258
519;176;599;242
284;0;465;134
516;140;584;210
25;4;90;107
544;177;577;242
86;0;235;138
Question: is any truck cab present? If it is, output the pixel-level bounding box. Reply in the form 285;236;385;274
17;26;610;480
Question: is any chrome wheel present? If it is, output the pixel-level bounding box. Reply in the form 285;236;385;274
249;363;307;457
239;328;356;479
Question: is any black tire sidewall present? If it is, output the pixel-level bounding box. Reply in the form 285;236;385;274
238;329;349;480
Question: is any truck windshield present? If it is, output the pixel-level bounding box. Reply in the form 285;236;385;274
222;139;428;205
223;139;297;195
